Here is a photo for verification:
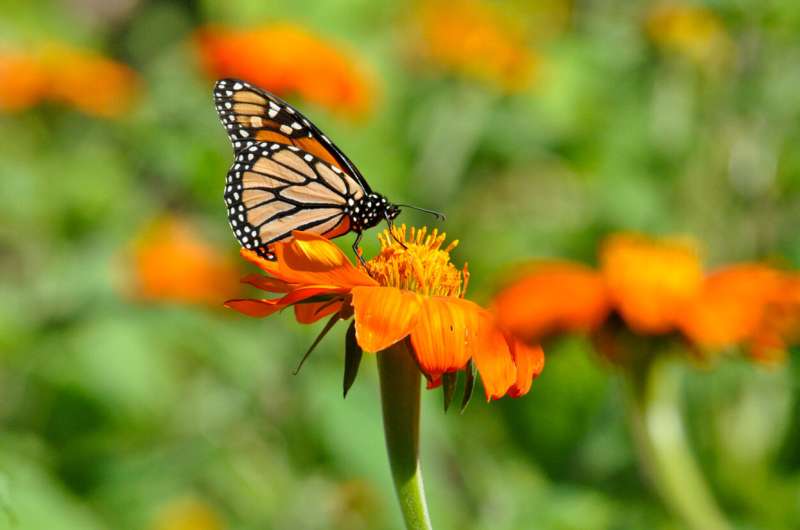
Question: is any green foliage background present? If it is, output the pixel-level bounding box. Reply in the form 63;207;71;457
1;1;799;529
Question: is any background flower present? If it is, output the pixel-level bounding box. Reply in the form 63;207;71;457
410;0;539;91
601;233;703;335
490;261;610;342
124;216;240;304
195;24;374;117
0;41;140;117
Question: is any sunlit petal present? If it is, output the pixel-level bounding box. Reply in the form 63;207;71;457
352;286;422;352
507;341;544;398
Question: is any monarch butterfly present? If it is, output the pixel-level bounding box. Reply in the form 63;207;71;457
213;78;441;262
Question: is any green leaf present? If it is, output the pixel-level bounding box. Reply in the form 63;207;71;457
442;372;457;412
343;321;363;398
294;314;340;375
460;360;475;414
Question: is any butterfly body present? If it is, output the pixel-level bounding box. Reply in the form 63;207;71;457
213;78;400;260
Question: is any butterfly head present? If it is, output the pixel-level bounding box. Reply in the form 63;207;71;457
385;202;401;221
349;193;397;231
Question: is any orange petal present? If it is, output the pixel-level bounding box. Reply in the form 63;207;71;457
351;286;422;352
241;248;281;275
471;310;516;400
241;274;291;293
678;264;780;349
277;231;377;288
224;298;284;317
277;285;347;306
295;300;342;324
507;341;544;398
409;297;477;379
601;232;703;334
491;261;610;341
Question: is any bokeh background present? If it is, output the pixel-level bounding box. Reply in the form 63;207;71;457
2;1;800;529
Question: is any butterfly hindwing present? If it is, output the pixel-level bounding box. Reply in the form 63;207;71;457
224;141;365;258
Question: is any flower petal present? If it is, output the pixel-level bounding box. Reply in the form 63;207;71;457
507;341;544;398
241;274;291;293
471;311;516;400
278;231;377;287
224;298;284;317
351;286;422;352
410;297;477;379
241;248;281;275
295;300;342;324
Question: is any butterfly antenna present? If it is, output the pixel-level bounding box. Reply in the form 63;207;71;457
394;204;446;221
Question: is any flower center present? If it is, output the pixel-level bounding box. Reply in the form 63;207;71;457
365;225;468;297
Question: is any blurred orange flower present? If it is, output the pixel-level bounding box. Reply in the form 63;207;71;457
195;24;374;117
127;217;240;305
150;497;224;530
491;261;610;342
0;49;48;111
646;3;733;67
412;0;538;91
678;264;781;349
747;272;800;363
0;42;140;117
226;227;544;400
601;233;703;335
41;43;140;118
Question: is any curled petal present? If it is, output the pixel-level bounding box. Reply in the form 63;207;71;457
224;298;284;317
241;249;281;275
280;231;352;271
277;285;348;306
278;231;377;287
471;310;516;400
241;274;291;293
507;341;544;398
295;300;342;324
352;286;422;352
410;297;477;379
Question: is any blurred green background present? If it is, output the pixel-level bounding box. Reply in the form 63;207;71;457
1;1;799;529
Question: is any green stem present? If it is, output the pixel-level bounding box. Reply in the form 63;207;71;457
377;342;434;530
625;356;732;530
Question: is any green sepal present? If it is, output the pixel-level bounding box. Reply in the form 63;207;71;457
343;321;363;398
460;360;475;413
442;372;457;412
293;313;340;375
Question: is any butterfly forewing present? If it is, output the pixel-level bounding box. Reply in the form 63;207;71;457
224;141;364;258
213;79;371;193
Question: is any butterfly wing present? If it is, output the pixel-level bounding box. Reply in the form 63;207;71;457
224;141;367;258
213;78;372;193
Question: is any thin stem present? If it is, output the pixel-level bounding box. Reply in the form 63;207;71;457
625;356;732;530
377;342;434;530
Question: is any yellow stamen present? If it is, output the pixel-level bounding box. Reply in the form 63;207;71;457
366;225;466;297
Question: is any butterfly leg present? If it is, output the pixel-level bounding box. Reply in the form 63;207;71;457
385;217;408;250
352;232;365;266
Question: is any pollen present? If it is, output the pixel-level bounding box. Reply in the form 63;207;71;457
365;225;468;297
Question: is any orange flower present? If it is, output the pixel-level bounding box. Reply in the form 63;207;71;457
0;49;48;111
195;24;373;117
491;261;610;342
127;217;240;305
0;42;140;117
678;264;781;350
226;227;544;400
412;0;538;91
601;233;703;335
747;272;800;363
646;3;733;67
41;43;140;118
